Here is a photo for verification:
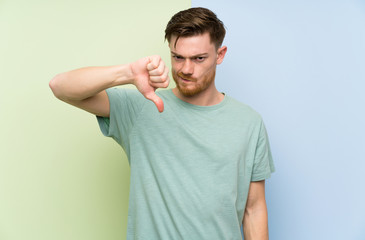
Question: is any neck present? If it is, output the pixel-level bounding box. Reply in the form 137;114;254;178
172;85;224;106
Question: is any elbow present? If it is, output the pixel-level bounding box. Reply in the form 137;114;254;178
244;205;254;218
49;74;63;100
49;73;75;101
49;73;84;101
244;199;268;220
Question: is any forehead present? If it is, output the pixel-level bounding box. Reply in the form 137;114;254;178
169;32;216;56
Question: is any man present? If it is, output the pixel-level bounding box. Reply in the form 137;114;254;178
50;7;274;240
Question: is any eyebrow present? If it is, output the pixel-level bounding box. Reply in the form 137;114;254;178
170;51;209;58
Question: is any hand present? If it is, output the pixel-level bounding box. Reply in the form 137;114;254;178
130;55;170;112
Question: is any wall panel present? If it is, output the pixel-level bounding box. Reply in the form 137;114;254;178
192;1;365;239
0;1;190;239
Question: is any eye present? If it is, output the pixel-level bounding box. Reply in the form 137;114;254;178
173;55;184;61
195;57;206;62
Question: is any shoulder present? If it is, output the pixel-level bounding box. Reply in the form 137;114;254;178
106;87;147;103
106;87;147;110
156;88;173;98
224;95;263;123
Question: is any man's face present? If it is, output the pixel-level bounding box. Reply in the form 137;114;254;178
169;32;226;97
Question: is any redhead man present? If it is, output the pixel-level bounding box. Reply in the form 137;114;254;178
50;7;275;240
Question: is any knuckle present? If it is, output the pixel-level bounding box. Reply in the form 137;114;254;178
153;55;161;63
159;63;164;70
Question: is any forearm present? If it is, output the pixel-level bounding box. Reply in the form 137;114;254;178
49;64;133;101
242;201;269;240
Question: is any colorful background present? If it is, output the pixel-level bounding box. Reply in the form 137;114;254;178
193;0;365;239
1;0;364;239
0;1;188;239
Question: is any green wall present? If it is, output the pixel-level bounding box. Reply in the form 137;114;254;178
0;1;190;239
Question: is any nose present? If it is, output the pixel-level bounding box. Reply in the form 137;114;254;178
181;59;194;75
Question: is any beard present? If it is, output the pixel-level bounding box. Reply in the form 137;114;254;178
172;69;216;97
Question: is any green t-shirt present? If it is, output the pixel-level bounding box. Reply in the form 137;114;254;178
97;88;275;240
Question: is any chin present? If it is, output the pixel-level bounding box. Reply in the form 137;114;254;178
175;83;206;97
172;71;215;97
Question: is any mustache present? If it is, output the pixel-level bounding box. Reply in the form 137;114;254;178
177;72;196;82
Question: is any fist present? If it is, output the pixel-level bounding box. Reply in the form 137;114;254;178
130;55;170;112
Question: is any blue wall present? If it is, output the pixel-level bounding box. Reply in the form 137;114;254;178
192;1;365;239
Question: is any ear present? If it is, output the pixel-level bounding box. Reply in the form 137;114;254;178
216;46;227;65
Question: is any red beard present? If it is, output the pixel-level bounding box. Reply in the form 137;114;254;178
172;70;216;97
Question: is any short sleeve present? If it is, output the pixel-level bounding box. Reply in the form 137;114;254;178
251;120;275;181
97;88;146;153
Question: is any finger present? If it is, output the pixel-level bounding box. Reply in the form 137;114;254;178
147;56;161;71
149;67;170;83
149;81;170;89
149;61;165;76
145;92;164;113
149;74;168;84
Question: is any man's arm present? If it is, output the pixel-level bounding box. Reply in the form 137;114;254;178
242;180;269;240
49;55;170;116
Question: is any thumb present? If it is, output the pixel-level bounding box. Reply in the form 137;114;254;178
145;92;164;113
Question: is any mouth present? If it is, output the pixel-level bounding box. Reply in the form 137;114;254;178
180;77;191;82
178;75;195;83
